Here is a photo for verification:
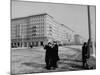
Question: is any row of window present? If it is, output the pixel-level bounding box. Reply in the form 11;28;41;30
27;29;44;32
29;22;45;25
30;15;45;20
30;19;45;22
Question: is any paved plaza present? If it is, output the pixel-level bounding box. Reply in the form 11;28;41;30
11;45;91;75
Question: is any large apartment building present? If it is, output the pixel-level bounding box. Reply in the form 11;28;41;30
11;13;74;48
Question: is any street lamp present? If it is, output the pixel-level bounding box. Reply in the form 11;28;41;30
87;5;95;57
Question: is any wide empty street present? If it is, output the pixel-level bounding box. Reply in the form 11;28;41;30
11;45;84;74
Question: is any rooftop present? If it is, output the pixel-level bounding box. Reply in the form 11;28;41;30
11;13;53;20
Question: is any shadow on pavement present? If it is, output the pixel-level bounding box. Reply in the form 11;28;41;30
22;62;45;68
67;63;83;69
61;58;82;62
64;46;82;52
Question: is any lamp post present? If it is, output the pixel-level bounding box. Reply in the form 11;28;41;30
87;5;94;57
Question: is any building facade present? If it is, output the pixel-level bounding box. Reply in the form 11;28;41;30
11;13;74;48
73;34;84;45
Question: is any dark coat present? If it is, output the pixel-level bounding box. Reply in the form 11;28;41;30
44;45;52;62
82;45;87;59
86;45;90;59
52;44;59;62
82;44;90;60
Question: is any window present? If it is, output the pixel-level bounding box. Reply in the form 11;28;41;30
35;41;38;46
32;30;36;32
32;34;36;36
40;41;43;46
32;26;36;29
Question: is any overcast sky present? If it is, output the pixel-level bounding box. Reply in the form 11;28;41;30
11;1;96;41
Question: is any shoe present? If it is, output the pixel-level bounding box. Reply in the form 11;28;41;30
46;67;51;70
44;66;51;70
52;67;56;70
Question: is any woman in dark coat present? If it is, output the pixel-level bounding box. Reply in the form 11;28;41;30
44;42;52;69
51;42;59;69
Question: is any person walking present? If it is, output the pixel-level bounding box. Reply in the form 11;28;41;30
51;41;59;69
82;41;90;69
44;42;52;70
82;42;87;68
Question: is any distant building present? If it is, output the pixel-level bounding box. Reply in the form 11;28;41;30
11;13;74;48
73;34;84;45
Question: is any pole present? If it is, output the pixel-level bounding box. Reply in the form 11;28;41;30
87;5;94;56
87;5;91;41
